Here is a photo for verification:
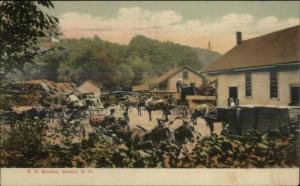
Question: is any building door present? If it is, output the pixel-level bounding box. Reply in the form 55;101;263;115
290;86;300;106
229;87;238;106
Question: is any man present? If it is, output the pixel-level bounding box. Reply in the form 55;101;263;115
81;125;86;139
176;78;184;92
167;95;175;106
162;104;171;121
145;97;153;121
147;108;152;121
110;108;115;116
229;98;236;107
123;106;129;123
137;100;142;116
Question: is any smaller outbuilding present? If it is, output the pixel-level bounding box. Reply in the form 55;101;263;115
78;80;103;96
132;66;205;93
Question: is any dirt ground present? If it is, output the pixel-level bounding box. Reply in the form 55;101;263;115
42;106;222;146
127;107;222;137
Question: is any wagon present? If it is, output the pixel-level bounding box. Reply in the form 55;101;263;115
172;105;190;118
89;108;108;126
180;84;217;109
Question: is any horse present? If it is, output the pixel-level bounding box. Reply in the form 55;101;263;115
144;97;175;121
191;103;218;133
102;117;130;141
127;118;199;149
171;120;199;145
124;96;140;107
85;96;104;109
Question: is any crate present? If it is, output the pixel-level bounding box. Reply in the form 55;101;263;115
239;107;256;133
217;107;290;135
256;107;289;132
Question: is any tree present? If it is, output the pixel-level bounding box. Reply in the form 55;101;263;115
127;35;203;76
8;33;212;90
117;63;134;90
0;1;59;73
56;38;120;89
127;56;153;85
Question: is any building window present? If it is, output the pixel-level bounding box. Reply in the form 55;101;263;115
183;71;188;79
245;72;251;97
290;86;300;106
270;70;278;98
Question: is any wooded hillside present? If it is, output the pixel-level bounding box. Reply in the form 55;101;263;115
8;35;221;90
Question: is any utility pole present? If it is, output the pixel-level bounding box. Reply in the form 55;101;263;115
208;41;212;66
208;41;212;51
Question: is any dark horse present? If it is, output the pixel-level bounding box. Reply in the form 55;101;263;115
127;119;197;148
172;120;197;145
144;97;176;121
191;104;217;133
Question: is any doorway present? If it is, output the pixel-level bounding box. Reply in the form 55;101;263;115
290;86;300;106
228;87;238;106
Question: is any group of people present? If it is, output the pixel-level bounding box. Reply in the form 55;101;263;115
108;105;130;123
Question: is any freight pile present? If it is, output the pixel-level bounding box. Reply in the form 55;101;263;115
198;80;217;96
0;81;48;109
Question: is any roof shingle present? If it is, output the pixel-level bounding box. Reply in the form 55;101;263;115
151;66;203;85
205;25;300;73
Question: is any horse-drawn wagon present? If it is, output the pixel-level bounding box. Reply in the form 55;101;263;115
179;81;217;109
89;108;107;126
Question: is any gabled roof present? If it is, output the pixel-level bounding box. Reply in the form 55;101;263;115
23;79;77;93
83;80;103;88
54;83;77;93
78;80;102;94
205;25;300;73
151;66;203;85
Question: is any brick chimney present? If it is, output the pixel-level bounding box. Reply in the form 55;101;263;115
236;31;242;45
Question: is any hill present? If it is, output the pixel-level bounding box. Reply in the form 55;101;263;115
8;35;222;90
192;47;221;71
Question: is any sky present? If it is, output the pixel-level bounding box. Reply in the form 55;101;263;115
48;1;300;53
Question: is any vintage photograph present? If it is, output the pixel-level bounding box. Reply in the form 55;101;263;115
0;1;299;170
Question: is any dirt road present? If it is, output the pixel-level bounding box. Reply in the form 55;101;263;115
128;107;222;136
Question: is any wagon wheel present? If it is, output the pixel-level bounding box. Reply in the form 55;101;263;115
173;105;189;118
